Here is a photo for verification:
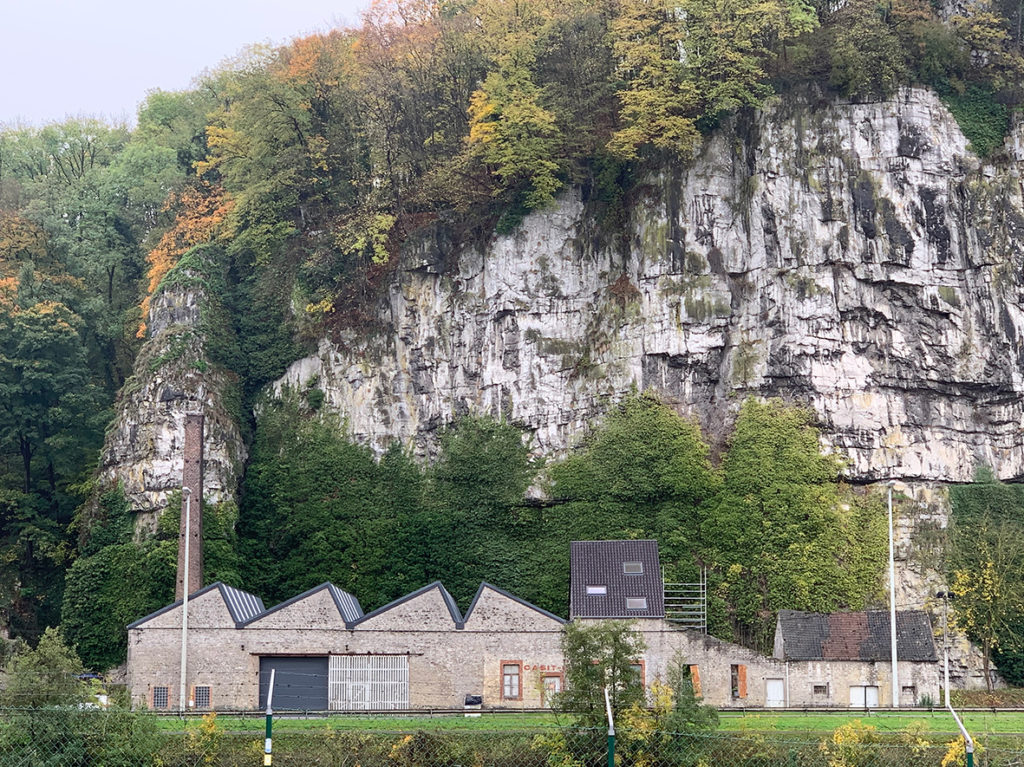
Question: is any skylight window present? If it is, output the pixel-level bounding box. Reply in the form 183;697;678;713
623;561;643;574
626;597;648;610
586;585;607;596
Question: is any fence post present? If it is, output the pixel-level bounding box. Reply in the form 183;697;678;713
604;685;615;767
264;669;275;766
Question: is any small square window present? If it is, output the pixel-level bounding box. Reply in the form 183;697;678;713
626;597;647;610
153;686;169;710
586;585;607;596
623;561;643;574
194;686;211;709
813;684;828;695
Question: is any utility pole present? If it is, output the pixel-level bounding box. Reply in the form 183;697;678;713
888;480;899;709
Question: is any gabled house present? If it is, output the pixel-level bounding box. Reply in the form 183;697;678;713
570;540;665;621
774;609;940;707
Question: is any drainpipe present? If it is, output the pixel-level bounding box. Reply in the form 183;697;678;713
887;480;899;709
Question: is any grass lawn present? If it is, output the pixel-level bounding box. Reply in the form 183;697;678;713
159;711;564;733
156;708;1024;738
718;709;1024;736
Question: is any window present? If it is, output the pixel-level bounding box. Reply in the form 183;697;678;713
813;684;829;696
541;675;562;707
730;664;747;699
688;665;702;697
194;686;211;709
626;597;647;610
623;561;643;574
902;685;917;703
629;661;646;688
153;686;169;710
586;585;607;596
502;662;522;700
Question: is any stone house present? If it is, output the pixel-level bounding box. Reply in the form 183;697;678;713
774;609;941;707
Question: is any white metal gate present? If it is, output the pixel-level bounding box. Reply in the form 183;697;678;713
328;655;409;710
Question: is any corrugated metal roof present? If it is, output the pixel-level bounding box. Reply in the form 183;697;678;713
220;584;266;624
776;609;937;662
327;583;364;624
127;582;265;629
570;540;665;619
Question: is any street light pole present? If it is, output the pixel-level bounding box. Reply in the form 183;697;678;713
938;591;951;707
888;480;899;709
179;487;191;714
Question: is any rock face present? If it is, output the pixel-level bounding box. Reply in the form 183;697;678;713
272;88;1024;686
99;274;245;529
279;87;1024;485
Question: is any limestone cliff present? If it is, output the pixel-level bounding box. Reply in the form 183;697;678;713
98;256;245;528
279;88;1024;487
270;87;1023;686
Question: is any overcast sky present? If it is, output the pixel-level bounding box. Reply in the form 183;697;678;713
1;0;371;127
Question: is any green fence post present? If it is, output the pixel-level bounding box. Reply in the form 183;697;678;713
604;685;615;767
263;669;275;766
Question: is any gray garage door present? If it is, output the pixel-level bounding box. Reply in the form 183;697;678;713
259;657;329;711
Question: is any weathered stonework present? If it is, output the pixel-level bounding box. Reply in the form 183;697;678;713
278;88;1024;489
99;276;245;527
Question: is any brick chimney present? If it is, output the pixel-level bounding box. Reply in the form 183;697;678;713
175;413;204;600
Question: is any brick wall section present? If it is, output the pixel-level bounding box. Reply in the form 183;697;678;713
175;414;203;600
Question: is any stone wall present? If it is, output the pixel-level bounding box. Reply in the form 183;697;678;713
127;585;939;711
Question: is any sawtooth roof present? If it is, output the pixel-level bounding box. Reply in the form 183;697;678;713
241;582;364;628
127;582;266;629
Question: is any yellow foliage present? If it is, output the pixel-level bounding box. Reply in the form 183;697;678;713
820;720;878;767
941;736;983;767
137;183;234;337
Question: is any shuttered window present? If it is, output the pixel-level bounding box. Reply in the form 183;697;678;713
328;655;409;711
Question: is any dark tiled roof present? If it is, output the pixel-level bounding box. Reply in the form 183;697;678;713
776;609;937;662
127;582;266;629
570;540;665;619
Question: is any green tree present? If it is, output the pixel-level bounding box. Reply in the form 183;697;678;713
426;414;536;604
827;0;907;99
1;626;84;706
705;398;886;650
949;468;1024;690
555;620;646;727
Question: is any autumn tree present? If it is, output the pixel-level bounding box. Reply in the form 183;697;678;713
137;181;233;336
465;0;564;209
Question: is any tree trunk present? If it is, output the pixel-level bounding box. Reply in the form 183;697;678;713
19;433;32;494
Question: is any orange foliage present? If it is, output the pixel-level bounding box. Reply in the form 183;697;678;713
0;212;48;273
137;182;234;337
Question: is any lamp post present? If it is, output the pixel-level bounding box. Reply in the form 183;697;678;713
179;487;191;714
937;590;951;707
888;480;899;709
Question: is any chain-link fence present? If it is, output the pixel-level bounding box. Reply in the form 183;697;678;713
0;708;1022;767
